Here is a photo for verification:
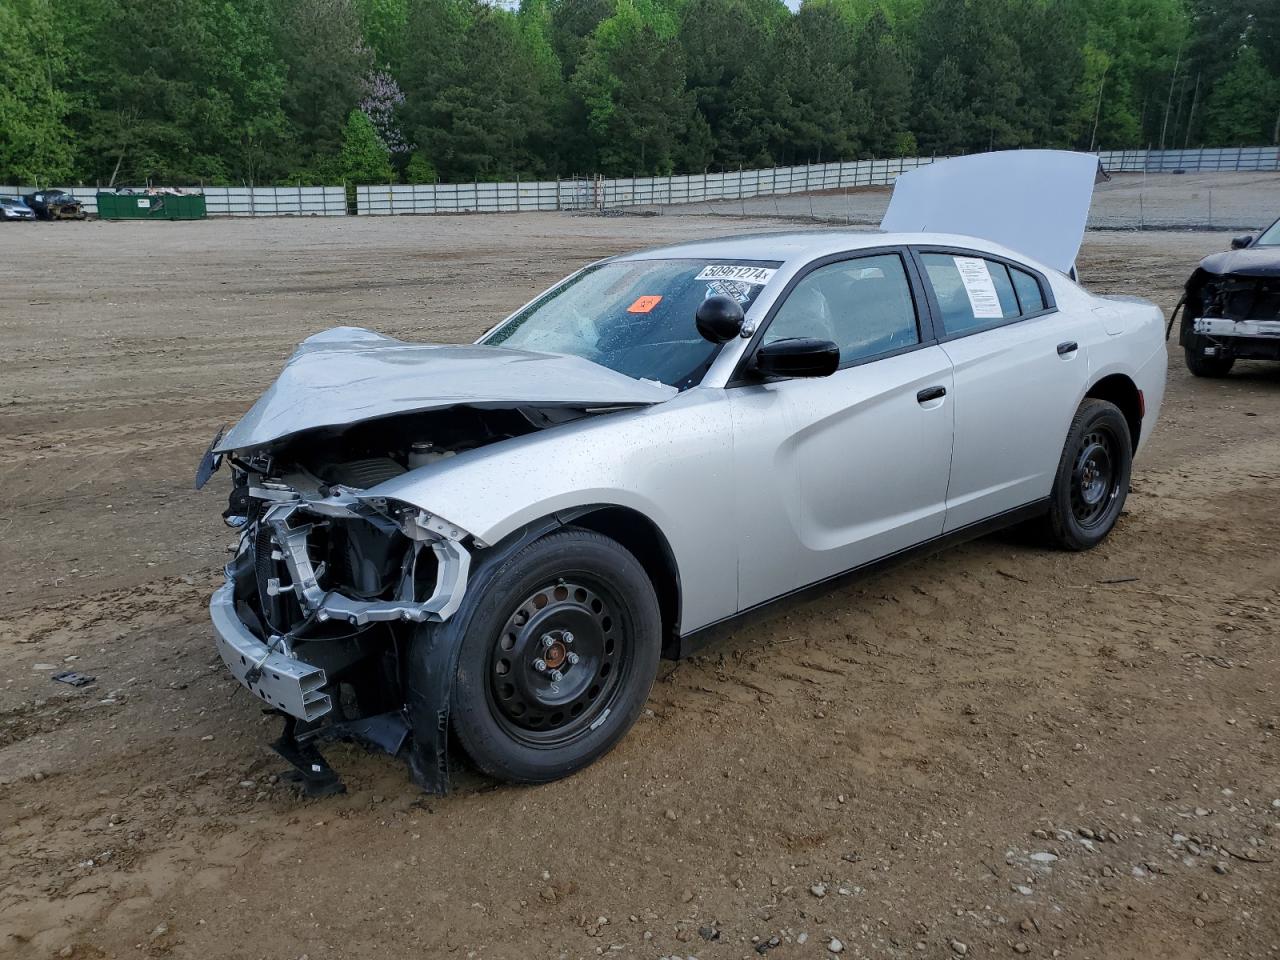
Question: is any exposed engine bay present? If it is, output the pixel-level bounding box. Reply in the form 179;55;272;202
1180;251;1280;365
212;406;558;721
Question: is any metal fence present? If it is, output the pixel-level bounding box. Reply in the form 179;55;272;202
354;158;944;216
356;180;564;214
6;147;1278;219
355;148;1279;216
1096;146;1280;173
0;185;346;217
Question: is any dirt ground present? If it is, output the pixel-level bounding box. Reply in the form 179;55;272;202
1;212;1277;960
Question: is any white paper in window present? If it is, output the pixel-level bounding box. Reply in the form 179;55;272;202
952;257;1003;319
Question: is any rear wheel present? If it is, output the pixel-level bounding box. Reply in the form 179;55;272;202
1184;336;1234;378
1042;399;1132;551
450;528;661;783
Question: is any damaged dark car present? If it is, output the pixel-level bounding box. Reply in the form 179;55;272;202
23;189;87;221
1178;216;1280;377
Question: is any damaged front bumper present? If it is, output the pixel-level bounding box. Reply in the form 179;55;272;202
213;480;471;724
211;580;332;720
1192;317;1280;339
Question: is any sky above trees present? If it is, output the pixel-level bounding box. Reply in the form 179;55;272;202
1;0;1277;187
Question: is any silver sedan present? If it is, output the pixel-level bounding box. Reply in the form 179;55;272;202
200;163;1167;794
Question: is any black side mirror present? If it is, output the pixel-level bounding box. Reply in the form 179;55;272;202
1231;235;1254;250
754;338;839;379
695;295;745;343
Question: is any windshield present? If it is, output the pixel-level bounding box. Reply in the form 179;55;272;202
484;259;778;389
1257;218;1280;246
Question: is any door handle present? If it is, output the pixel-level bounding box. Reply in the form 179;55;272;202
1057;340;1078;356
916;385;946;403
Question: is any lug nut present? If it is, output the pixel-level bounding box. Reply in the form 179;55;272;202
566;652;580;665
549;669;564;682
562;631;574;644
541;635;555;649
533;659;548;673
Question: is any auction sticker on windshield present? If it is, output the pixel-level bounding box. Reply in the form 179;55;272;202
953;256;1004;319
696;265;777;285
627;295;663;313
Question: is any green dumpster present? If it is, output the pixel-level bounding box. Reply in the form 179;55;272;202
96;192;207;220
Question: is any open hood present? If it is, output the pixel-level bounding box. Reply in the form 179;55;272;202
214;326;677;453
880;150;1104;275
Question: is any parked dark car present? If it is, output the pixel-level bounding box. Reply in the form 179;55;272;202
23;189;86;220
0;195;36;221
1178;217;1280;376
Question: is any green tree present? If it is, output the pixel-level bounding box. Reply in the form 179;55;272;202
338;108;394;181
273;0;373;176
572;0;702;174
678;0;791;168
400;0;563;179
852;8;915;157
354;0;409;69
65;0;287;184
0;0;76;184
1202;47;1280;145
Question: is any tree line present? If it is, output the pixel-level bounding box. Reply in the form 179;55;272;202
2;0;1278;187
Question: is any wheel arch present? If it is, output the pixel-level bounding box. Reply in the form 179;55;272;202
1084;373;1143;451
403;506;681;794
565;505;683;660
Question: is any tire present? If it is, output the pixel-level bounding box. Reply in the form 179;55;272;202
1042;399;1133;551
1184;337;1234;378
449;528;661;784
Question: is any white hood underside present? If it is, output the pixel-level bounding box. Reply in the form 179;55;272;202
880;150;1103;274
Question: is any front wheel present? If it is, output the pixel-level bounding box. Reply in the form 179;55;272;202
450;528;661;784
1042;399;1133;551
1184;337;1234;378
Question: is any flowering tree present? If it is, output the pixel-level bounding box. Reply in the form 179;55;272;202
360;70;413;157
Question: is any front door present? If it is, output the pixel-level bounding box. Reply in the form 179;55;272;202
730;250;955;610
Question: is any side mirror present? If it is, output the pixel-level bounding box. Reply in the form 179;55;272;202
695;295;745;343
754;338;839;379
1231;235;1254;250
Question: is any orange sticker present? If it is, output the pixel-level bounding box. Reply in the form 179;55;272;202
626;295;663;314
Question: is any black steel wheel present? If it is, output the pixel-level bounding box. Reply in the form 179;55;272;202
1068;427;1121;529
449;528;661;784
1043;398;1133;551
488;579;630;747
1184;339;1234;378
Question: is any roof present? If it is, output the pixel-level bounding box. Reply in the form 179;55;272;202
619;150;1102;275
614;229;1051;273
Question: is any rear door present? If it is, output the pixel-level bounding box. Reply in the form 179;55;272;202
729;249;955;609
912;248;1096;531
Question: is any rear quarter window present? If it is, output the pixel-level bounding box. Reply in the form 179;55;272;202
1010;266;1046;313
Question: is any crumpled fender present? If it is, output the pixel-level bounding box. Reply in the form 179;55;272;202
405;515;567;794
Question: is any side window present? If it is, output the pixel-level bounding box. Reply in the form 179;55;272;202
764;254;920;364
1010;266;1046;313
920;253;1020;336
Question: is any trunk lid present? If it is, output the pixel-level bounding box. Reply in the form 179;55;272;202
880;150;1103;275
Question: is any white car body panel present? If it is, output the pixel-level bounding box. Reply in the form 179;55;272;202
728;346;954;608
937;303;1101;530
